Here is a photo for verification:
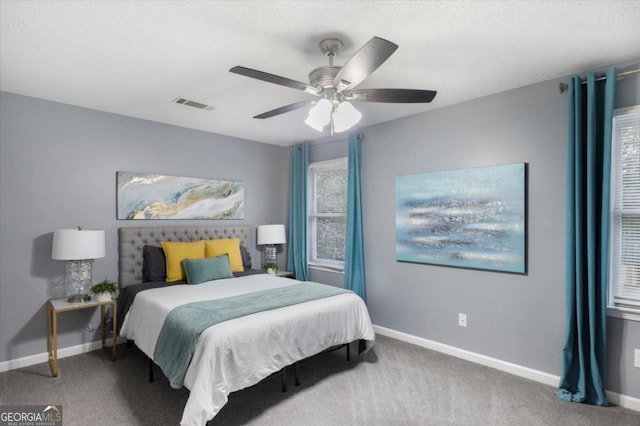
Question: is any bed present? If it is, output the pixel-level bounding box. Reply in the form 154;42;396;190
116;225;375;426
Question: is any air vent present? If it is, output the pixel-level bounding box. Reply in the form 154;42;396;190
173;97;215;111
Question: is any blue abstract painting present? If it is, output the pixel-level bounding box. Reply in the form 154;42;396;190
396;163;526;273
117;172;244;220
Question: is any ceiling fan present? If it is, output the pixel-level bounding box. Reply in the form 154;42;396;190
229;36;437;134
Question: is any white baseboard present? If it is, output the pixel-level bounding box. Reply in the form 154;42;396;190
613;392;640;413
0;337;127;373
373;324;640;413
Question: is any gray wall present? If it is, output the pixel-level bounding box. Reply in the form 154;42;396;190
309;62;640;399
363;76;567;373
0;92;289;362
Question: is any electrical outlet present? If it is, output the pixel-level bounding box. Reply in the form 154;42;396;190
458;313;467;327
635;349;640;368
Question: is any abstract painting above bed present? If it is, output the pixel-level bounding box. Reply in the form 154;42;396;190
117;171;244;220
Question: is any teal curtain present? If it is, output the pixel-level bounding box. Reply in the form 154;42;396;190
556;68;615;406
287;142;309;281
344;134;366;301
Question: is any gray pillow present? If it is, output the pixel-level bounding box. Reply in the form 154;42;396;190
142;245;166;282
239;245;252;269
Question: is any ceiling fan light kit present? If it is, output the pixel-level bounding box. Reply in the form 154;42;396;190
305;98;362;134
230;36;437;134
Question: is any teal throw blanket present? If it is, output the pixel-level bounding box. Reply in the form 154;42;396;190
154;282;351;388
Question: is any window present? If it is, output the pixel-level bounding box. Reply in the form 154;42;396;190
609;105;640;319
308;158;348;271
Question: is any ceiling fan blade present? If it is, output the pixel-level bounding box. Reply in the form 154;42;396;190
349;88;437;103
333;37;398;91
230;66;320;95
253;100;312;119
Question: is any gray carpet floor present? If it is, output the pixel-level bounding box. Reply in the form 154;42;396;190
1;334;639;425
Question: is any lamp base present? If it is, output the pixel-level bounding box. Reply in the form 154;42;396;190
65;259;94;303
66;293;91;303
262;245;278;270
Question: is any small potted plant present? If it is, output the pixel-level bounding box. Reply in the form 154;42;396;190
263;261;279;275
90;279;118;302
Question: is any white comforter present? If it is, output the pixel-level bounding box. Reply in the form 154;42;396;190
119;274;375;425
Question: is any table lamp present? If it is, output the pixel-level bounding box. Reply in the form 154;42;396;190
257;224;286;272
52;226;105;303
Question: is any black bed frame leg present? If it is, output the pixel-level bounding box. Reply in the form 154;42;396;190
149;359;154;383
281;368;287;393
294;362;300;386
346;343;351;361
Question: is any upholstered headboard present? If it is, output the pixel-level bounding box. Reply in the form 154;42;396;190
118;226;252;287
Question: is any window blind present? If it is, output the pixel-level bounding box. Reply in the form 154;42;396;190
610;106;640;310
308;157;348;269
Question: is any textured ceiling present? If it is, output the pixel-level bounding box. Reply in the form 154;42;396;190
1;1;639;146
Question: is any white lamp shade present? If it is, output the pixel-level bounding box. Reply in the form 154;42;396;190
304;98;332;132
257;224;286;245
332;101;362;133
52;229;106;260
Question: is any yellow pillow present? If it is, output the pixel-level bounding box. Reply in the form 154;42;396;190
161;240;205;282
204;238;244;272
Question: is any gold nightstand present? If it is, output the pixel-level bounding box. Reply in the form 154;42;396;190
47;298;117;377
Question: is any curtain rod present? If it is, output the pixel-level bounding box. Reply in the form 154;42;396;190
559;68;640;94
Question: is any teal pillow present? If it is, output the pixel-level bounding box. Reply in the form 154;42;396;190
183;254;233;284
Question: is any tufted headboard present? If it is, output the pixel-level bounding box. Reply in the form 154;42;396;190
118;225;252;287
